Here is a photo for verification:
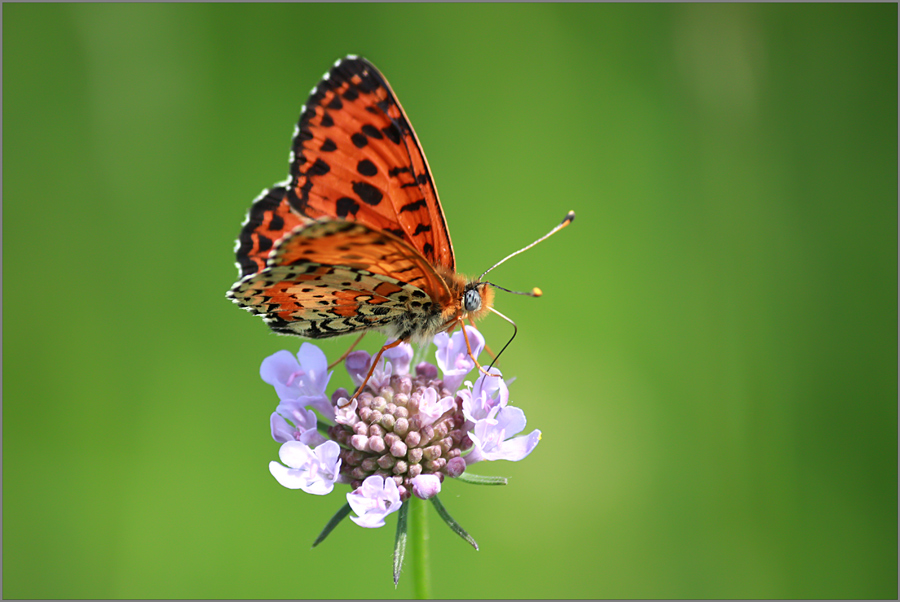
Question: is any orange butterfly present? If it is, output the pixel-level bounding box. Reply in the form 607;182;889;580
228;56;572;386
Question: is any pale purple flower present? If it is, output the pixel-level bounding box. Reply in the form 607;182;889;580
346;340;415;391
261;344;333;420
466;405;541;464
434;327;485;391
411;474;442;500
347;475;402;528
333;396;358;426
417;387;456;427
269;440;342;495
383;341;413;376
271;401;326;446
345;350;371;388
461;369;509;423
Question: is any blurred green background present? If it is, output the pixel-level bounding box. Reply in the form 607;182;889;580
3;3;896;599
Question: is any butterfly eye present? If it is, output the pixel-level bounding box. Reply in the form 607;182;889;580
463;288;482;312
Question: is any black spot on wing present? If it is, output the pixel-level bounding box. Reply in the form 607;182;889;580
353;181;383;206
361;124;383;139
352;133;368;148
400;198;427;213
357;159;378;177
268;213;284;231
382;124;401;144
257;234;273;253
336;197;360;218
309;158;330;175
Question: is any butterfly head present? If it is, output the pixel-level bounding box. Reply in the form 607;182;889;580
460;281;495;322
463;285;482;312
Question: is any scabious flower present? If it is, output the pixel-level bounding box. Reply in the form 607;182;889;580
262;343;334;421
265;327;541;531
269;440;342;495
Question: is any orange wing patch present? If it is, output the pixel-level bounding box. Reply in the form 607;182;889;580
287;57;455;271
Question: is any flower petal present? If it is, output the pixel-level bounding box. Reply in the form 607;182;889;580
345;350;371;387
277;440;313;468
494;405;527;439
314;439;342;474
411;474;442;499
270;412;294;443
434;328;485;392
260;350;301;401
347;475;402;528
464;368;508;422
306;395;335;422
270;441;340;495
269;461;308;490
260;344;332;401
334;396;358;426
295;343;331;396
383;341;414;376
489;429;542;462
417;387;456;426
467;405;541;463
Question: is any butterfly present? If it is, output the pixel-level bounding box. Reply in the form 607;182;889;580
228;56;573;385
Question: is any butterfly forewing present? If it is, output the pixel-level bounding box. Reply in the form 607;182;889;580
235;186;310;278
287;56;455;271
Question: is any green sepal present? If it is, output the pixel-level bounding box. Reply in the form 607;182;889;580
393;501;410;587
456;472;508;486
311;502;352;548
430;495;479;550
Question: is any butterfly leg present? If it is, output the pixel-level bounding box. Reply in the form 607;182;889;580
458;319;496;379
468;316;497;362
337;338;404;408
328;332;367;370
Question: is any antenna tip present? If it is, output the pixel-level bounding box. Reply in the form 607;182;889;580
531;287;543;297
562;211;575;226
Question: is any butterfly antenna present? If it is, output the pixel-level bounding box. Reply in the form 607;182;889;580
487;306;518;371
479;210;575;281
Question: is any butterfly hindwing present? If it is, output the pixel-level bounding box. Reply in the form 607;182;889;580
228;220;452;340
230;263;414;339
287;56;455;271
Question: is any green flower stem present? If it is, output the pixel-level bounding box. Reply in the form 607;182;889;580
410;497;432;599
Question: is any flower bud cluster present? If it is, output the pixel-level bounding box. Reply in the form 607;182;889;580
328;368;472;501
